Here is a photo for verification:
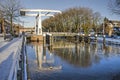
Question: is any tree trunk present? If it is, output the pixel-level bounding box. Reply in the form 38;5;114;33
10;16;14;36
1;18;6;36
0;19;1;33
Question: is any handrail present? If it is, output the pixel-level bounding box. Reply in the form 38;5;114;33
8;38;22;80
23;36;27;80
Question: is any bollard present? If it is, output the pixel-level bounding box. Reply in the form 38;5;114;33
50;34;53;46
76;33;80;42
43;33;46;45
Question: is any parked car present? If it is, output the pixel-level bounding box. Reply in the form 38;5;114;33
110;35;120;39
116;36;120;39
89;32;95;36
4;33;13;41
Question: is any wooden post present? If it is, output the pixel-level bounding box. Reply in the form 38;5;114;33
82;35;84;42
76;34;79;42
88;35;90;44
0;19;2;33
50;35;53;46
43;34;46;45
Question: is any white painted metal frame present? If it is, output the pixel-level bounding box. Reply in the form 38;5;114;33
8;38;23;80
20;9;61;35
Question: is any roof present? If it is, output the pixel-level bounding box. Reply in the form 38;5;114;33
109;20;120;27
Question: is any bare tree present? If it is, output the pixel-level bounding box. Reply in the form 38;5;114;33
92;12;102;35
0;0;21;35
42;7;102;35
109;0;120;15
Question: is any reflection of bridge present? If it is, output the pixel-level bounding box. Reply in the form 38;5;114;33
34;43;62;70
52;41;75;48
25;32;81;36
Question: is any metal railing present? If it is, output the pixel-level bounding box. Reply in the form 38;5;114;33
23;36;27;80
7;36;27;80
8;39;22;80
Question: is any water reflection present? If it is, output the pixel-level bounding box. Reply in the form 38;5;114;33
52;41;120;68
33;42;62;70
26;41;120;80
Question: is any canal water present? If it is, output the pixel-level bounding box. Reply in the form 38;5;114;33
26;41;120;80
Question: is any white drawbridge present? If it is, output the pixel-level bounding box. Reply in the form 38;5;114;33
20;9;61;35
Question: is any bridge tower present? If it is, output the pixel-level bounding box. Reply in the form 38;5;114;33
20;9;61;35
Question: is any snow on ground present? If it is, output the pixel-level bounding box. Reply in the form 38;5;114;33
0;37;22;80
0;37;9;48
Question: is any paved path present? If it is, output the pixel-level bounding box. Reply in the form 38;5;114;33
0;37;8;49
0;37;22;80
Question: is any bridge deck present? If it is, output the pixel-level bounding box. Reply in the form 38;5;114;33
43;32;81;36
0;38;22;80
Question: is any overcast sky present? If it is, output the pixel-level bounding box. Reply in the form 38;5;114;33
20;0;119;27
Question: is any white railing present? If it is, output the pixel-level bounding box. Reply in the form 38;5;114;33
43;32;77;35
23;36;27;80
7;38;23;80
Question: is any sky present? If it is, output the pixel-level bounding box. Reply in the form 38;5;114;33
20;0;120;27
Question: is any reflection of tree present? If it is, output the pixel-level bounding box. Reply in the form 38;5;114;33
92;43;120;58
80;43;91;67
91;43;101;64
52;41;120;68
102;43;120;57
102;43;112;57
103;44;110;57
54;42;92;68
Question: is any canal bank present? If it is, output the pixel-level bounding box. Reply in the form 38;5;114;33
0;36;28;80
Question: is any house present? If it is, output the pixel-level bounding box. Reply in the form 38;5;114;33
105;19;120;36
0;18;23;36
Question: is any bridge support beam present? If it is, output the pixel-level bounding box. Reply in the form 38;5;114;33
20;9;61;36
46;33;53;46
36;12;42;35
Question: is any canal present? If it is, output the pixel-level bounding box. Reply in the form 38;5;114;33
26;41;120;80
